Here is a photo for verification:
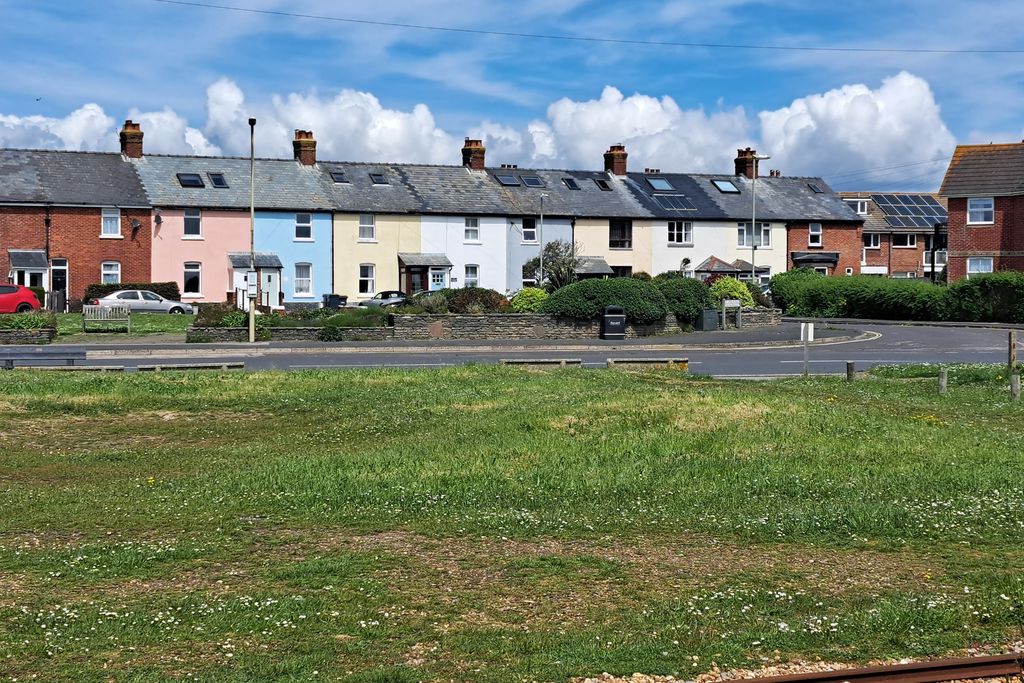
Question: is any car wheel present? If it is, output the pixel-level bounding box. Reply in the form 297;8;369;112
168;307;184;314
16;303;32;313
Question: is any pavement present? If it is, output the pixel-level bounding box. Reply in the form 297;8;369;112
7;321;1020;377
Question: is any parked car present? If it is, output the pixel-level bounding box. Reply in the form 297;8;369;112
89;290;194;314
358;290;407;308
0;284;41;313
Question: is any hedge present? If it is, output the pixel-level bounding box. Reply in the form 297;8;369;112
944;272;1024;323
447;287;509;314
540;277;668;324
27;286;46;307
84;281;182;302
652;275;712;325
767;268;823;312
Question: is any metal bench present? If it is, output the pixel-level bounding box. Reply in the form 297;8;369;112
0;346;88;370
82;304;131;333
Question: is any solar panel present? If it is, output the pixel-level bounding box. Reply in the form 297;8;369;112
871;193;947;229
870;194;886;204
886;216;906;228
654;194;696;211
647;177;674;191
496;174;520;186
521;175;544;187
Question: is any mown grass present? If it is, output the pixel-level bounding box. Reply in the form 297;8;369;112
54;312;194;337
1;368;1023;682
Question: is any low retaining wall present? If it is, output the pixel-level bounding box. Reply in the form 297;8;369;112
186;326;391;342
390;314;684;340
737;308;782;328
0;328;56;345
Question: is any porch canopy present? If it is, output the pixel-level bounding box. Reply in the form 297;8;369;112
790;251;840;267
227;252;283;269
574;256;614;277
8;249;48;270
398;253;452;268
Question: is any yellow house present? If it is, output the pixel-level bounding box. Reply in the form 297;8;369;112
333;213;421;301
574;218;655;276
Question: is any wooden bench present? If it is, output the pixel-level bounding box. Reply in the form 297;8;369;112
0;347;88;370
82;304;131;333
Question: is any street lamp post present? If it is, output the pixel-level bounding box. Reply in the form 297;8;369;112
539;193;547;288
248;117;256;344
750;154;771;282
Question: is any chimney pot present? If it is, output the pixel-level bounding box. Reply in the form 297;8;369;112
604;143;628;176
293;129;317;165
119;119;144;158
462;138;486;170
734;147;760;179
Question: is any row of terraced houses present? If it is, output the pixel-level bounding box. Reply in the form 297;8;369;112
1;120;1020;308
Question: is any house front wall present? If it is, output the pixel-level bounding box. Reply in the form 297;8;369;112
506;217;573;291
151;208;250;303
421;215;507;291
333;213;421;300
786;222;862;276
723;221;787;280
255;211;332;303
573;218;653;276
946;196;1024;280
650;220;731;277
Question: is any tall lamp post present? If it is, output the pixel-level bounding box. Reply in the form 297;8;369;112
750;154;771;282
248;117;257;343
538;193;548;288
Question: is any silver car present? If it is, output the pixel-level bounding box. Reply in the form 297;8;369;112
90;290;195;314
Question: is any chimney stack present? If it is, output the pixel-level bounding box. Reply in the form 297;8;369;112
293;129;317;166
604;143;628;176
462;138;486;170
734;147;762;179
119;120;143;159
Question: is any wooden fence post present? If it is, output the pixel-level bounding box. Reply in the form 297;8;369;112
846;361;856;382
938;368;948;396
1009;330;1018;376
1011;374;1021;402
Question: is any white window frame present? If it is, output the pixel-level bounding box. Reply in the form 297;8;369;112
101;261;121;284
845;267;854;276
738;222;771;248
667;221;693;246
464;217;480;243
863;233;880;249
967;197;994;225
464;264;480;288
183;262;202;296
892;233;917;248
845;199;868;215
808;223;823;247
294;262;313;297
101;208;121;238
521;218;537;244
183;208;202;239
966;257;993;277
358;214;376;242
813;266;829;276
358;263;375;294
295;213;313;241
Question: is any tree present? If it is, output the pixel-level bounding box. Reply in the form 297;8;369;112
522;239;583;291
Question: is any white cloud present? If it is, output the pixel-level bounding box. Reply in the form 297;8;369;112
0;72;958;190
758;71;956;187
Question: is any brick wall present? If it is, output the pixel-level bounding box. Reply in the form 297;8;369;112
947;196;1024;280
0;205;152;300
0;328;56;345
786;222;862;275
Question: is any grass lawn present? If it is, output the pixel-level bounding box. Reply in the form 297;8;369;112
54;312;194;339
1;368;1023;682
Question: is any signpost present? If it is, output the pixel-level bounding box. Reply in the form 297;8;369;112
800;322;815;377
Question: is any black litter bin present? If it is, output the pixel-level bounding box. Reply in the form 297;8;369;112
322;293;346;310
697;308;719;331
600;305;627;340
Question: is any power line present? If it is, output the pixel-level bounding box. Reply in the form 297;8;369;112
148;0;1024;55
824;156;951;181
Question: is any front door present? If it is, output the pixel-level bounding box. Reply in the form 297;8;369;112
50;259;67;311
429;267;448;291
262;269;282;308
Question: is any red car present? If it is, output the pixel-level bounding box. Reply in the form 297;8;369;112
0;284;41;313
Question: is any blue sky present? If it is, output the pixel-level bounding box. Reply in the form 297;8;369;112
2;0;1023;190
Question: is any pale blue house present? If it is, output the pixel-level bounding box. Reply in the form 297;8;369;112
254;211;333;304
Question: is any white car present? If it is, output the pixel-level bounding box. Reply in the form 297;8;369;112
89;290;194;314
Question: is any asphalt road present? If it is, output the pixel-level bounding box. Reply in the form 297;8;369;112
70;323;1022;377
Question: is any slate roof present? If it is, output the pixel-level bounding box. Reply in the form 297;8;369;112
575;256;614;276
623;173;728;220
131;155;335;210
0;150;149;207
690;175;862;222
398;253;452;267
939;143;1024;197
227;252;283;269
7;249;48;269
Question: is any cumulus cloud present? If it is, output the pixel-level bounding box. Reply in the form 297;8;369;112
0;72;957;189
759;71;956;186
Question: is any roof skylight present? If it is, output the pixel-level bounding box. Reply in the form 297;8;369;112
520;175;544;187
177;173;204;188
495;174;520;186
647;177;674;191
594;178;612;191
208;173;228;188
562;178;581;190
369;173;388;185
711;179;739;194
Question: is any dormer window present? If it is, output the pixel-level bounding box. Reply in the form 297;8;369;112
177;173;204;188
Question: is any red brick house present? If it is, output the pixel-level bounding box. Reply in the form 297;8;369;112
939;142;1024;280
785;218;863;276
838;192;947;280
0;130;151;307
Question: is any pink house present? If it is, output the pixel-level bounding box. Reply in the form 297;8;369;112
150;208;250;303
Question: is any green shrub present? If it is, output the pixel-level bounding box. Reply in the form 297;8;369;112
745;281;773;309
631;271;652;281
540;277;668;324
27;286;46;307
768;268;823;312
447;287;508;314
709;277;755;308
195;303;238;326
323;308;389;328
944;272;1024;323
784;276;946;320
408;292;450;314
83;281;181;302
0;312;56;330
510;287;549;313
652;276;712;325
